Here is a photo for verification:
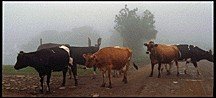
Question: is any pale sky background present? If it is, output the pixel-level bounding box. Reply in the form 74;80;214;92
3;1;213;65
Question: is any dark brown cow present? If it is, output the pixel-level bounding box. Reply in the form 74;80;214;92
83;46;138;88
144;41;180;78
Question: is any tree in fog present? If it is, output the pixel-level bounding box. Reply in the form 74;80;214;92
109;30;123;46
114;4;157;59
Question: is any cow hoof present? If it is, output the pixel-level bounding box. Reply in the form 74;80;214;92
39;89;43;94
149;75;153;77
91;76;96;80
157;75;161;78
197;73;201;75
108;85;112;89
184;70;187;74
46;90;51;94
121;79;125;82
177;73;180;76
75;81;78;86
167;72;171;75
100;83;105;87
59;86;66;90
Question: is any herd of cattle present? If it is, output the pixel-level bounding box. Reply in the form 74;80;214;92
14;38;214;93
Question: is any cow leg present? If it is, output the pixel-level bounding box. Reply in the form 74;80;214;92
184;62;189;74
71;64;78;86
192;61;200;75
122;63;129;83
108;69;112;88
122;71;128;84
39;74;44;94
92;66;97;79
101;71;106;87
175;61;179;76
158;63;161;78
149;63;155;77
68;66;72;79
167;63;172;75
113;70;117;78
61;67;67;87
46;71;51;93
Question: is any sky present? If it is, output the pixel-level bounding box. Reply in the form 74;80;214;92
2;1;213;65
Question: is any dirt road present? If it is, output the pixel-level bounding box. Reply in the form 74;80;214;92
2;60;214;97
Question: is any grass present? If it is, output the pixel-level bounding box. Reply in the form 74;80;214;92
2;65;96;76
2;55;150;76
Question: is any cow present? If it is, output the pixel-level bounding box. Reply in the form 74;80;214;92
36;38;101;84
144;41;180;78
68;38;102;79
14;46;72;93
176;44;214;75
83;46;138;88
37;43;78;86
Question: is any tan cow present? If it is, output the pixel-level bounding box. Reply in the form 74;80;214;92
83;46;138;88
144;41;180;78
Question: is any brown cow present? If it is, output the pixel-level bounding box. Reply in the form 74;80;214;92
144;41;180;78
83;46;138;88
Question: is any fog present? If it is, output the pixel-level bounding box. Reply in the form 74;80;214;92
3;1;213;65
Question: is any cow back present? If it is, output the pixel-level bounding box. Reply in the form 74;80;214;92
95;47;131;70
189;45;213;62
152;44;179;63
36;47;69;71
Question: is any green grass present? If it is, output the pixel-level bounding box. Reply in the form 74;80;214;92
2;65;38;75
2;65;95;76
2;55;149;76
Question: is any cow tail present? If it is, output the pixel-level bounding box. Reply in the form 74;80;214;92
133;62;138;70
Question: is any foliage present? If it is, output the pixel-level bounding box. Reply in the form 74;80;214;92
114;4;157;43
114;4;157;62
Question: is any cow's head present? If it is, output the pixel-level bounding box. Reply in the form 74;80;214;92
205;49;214;62
144;41;158;54
83;53;97;68
14;51;29;70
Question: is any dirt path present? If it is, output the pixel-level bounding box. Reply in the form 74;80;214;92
2;60;213;97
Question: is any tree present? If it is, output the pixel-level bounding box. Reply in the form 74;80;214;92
114;4;157;61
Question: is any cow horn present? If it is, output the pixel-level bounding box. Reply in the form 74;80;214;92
88;37;91;47
97;38;102;47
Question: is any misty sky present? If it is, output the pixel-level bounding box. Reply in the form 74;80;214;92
3;1;213;65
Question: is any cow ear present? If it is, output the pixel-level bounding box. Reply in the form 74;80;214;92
92;54;96;58
83;54;87;58
92;55;98;61
209;49;212;54
154;44;158;47
144;43;147;46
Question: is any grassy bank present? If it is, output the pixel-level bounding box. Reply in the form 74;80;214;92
2;65;95;76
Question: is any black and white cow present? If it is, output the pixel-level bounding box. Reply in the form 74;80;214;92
176;44;214;75
69;38;101;79
14;46;74;93
37;38;102;80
